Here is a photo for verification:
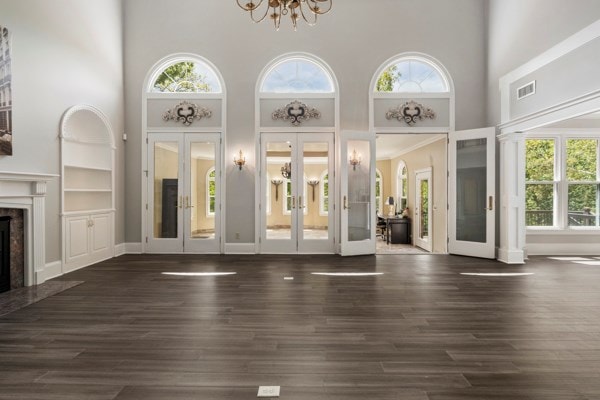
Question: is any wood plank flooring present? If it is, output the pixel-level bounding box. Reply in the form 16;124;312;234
1;254;600;399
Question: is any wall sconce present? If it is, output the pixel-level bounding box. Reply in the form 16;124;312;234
307;179;319;202
349;149;361;170
271;178;283;201
281;162;292;179
233;150;246;170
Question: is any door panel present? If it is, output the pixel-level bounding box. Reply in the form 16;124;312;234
341;131;376;256
147;133;221;253
260;133;335;254
448;127;496;258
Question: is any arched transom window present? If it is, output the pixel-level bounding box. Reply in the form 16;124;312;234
261;57;334;93
150;59;222;93
375;58;449;93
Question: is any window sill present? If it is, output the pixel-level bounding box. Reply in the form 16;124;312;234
527;228;600;235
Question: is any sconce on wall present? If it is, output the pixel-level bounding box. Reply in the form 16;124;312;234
307;179;319;202
349;149;361;170
234;150;246;170
271;178;283;201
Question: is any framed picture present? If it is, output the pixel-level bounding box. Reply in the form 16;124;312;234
0;25;12;156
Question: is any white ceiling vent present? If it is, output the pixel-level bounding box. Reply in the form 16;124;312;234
517;80;536;100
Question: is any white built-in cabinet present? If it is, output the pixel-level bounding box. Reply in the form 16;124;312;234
60;105;115;273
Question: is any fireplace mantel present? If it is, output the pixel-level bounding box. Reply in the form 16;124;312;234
0;171;58;286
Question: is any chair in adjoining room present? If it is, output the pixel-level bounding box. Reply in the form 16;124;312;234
376;216;387;239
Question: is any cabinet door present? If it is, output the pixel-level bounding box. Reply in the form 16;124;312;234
90;213;112;260
64;215;90;268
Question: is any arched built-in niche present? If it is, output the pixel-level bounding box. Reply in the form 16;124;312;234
369;53;455;134
141;53;226;253
60;104;115;272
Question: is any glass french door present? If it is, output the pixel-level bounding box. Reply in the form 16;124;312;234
340;131;376;256
260;132;334;254
415;168;432;252
448;127;496;258
147;133;221;253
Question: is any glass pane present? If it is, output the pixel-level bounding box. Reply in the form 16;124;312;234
347;140;371;242
567;139;597;181
151;60;221;93
568;184;599;227
261;58;334;93
526;139;555;181
303;142;329;240
190;142;216;240
456;138;487;243
266;141;292;240
375;59;448;93
525;184;554;227
420;178;429;239
153;142;179;239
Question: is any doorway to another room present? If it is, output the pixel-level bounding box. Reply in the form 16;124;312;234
375;134;447;255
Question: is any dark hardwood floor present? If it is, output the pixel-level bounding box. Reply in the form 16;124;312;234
1;254;600;399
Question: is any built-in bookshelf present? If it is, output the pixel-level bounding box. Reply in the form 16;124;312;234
60;105;115;272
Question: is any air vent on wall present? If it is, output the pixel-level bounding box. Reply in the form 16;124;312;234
517;80;536;100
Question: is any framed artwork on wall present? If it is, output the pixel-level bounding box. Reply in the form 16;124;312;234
0;25;12;156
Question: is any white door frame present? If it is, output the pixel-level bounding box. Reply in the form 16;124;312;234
414;167;433;252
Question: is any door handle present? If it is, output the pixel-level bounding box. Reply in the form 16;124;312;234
185;196;194;209
486;196;494;211
343;196;350;210
299;195;304;209
292;196;296;209
177;196;183;209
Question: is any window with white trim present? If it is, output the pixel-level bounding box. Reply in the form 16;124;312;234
150;60;222;93
375;58;449;93
526;134;600;229
261;57;334;93
319;170;329;216
376;169;383;214
206;167;216;217
397;161;408;211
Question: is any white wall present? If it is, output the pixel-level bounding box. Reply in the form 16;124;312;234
0;0;125;262
123;0;488;244
486;0;600;125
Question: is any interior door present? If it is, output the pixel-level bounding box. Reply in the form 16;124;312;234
147;133;221;253
260;133;335;254
183;133;221;253
147;134;184;253
448;127;496;258
340;131;376;256
260;133;298;253
414;168;432;252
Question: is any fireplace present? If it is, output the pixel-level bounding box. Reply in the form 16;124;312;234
0;216;10;293
0;171;56;286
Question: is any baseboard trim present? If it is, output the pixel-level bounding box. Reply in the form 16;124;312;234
36;260;63;284
225;243;256;254
124;242;142;254
114;243;126;257
497;248;526;264
526;243;600;256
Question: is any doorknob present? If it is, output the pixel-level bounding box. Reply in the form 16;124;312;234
185;196;194;209
292;196;296;209
299;196;304;209
177;196;183;209
486;196;494;211
343;196;350;210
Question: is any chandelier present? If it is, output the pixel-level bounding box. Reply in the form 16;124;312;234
236;0;333;30
281;162;292;179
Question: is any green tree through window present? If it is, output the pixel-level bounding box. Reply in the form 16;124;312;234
154;62;212;93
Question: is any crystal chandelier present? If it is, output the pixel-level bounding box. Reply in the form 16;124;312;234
236;0;333;30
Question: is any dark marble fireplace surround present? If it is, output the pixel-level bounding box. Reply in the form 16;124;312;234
0;208;24;290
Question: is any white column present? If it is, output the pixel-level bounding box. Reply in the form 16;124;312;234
498;132;525;264
32;181;47;285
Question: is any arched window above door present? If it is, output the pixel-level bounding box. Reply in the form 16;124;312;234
148;58;222;93
374;57;449;93
260;57;335;93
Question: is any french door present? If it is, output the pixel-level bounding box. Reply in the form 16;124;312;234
147;133;221;253
340;131;376;256
259;132;334;254
448;127;496;258
415;168;432;252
